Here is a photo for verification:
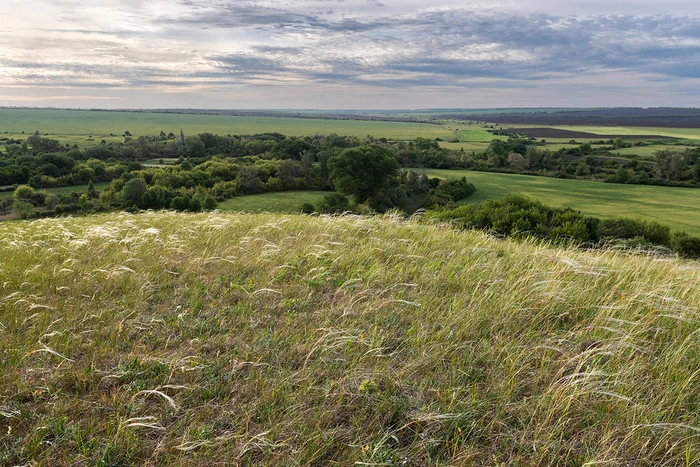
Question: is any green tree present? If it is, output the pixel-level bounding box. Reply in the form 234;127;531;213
202;195;217;210
236;165;262;194
122;178;148;206
328;145;399;202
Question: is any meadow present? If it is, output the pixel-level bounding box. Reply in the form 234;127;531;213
0;211;698;465
217;191;332;213
0;182;111;198
427;169;700;235
611;144;697;159
0;109;453;142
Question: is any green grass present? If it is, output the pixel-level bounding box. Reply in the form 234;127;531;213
217;191;333;213
455;129;507;142
0;211;698;465
143;158;180;168
611;145;697;159
0;109;453;142
438;141;490;152
426;169;700;235
0;182;111;198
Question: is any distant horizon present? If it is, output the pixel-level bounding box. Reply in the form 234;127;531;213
3;106;700;113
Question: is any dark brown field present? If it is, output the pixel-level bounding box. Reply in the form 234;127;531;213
440;108;700;128
500;127;677;140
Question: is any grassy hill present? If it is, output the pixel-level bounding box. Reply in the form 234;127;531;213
1;212;698;465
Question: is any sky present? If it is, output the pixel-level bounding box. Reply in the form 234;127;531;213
1;0;700;109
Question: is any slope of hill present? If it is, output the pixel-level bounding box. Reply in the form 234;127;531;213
1;212;698;465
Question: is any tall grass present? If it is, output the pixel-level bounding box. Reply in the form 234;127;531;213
0;212;698;465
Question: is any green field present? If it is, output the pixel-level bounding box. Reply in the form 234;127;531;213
455;129;507;142
0;182;111;198
0;109;453;141
143;158;180;168
217;191;332;213
427;169;700;235
611;144;697;159
438;141;490;152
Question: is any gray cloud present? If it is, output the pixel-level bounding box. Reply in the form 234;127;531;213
1;0;700;107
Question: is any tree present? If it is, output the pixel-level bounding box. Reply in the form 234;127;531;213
328;145;399;202
236;165;262;194
122;178;148;206
202;195;217;210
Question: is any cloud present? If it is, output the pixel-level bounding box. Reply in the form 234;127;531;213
1;0;700;107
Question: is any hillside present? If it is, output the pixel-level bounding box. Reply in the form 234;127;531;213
1;212;699;465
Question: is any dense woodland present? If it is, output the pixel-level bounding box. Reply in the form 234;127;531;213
0;132;476;218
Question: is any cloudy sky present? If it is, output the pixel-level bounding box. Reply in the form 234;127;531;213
1;0;700;109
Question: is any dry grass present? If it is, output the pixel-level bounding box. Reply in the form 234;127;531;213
0;211;698;465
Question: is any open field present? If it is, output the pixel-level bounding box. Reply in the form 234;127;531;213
437;141;490;152
426;169;700;235
0;109;453;141
217;191;332;213
0;182;111;198
611;144;698;159
143;158;180;168
0;212;698;465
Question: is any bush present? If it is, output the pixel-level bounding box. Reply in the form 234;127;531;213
598;218;670;246
427;194;596;243
12;200;35;219
189;198;202;212
318;193;350;214
300;202;315;214
202;195;217;210
13;185;34;200
670;232;700;259
429;177;476;205
170;196;191;211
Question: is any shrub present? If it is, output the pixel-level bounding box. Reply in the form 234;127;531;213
170;196;191;211
299;202;315;214
13;185;34;200
202;195;217;210
12;199;34;218
598;218;670;246
318;193;350;214
670;232;700;259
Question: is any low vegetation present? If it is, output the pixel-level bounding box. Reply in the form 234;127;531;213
426;169;700;236
1;212;698;465
428;194;700;259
